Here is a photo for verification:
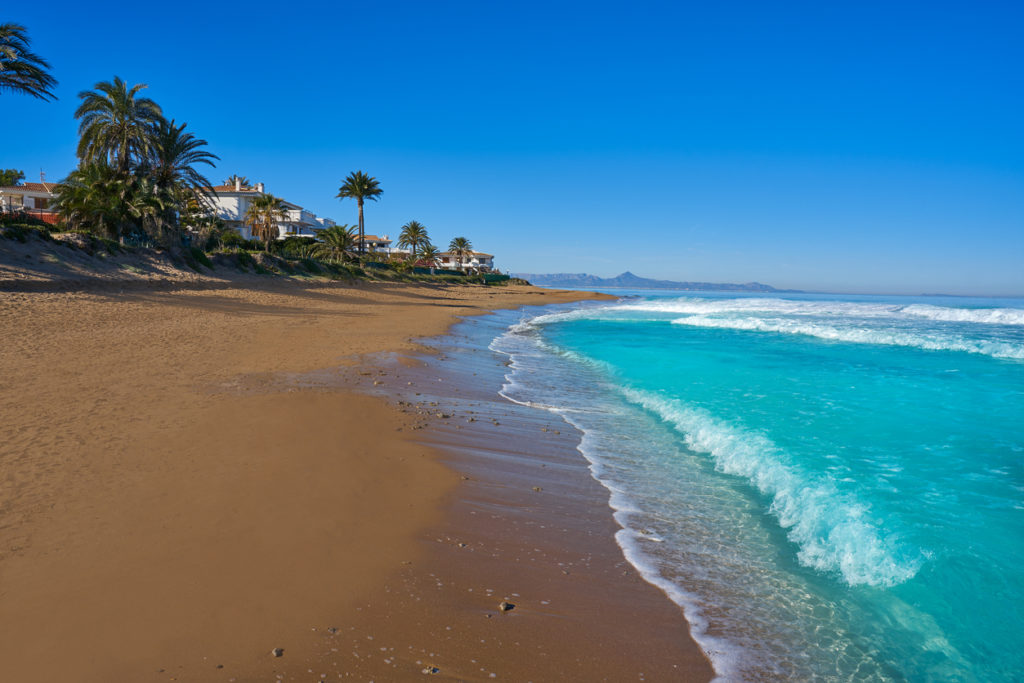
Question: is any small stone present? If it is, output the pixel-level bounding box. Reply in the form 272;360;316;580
327;627;338;634
499;600;515;612
532;486;542;492
271;647;284;657
422;666;440;674
216;664;224;669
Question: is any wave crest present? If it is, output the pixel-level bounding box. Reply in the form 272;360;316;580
622;388;923;587
670;315;1024;359
616;297;1024;326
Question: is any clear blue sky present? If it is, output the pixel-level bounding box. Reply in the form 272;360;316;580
4;0;1022;295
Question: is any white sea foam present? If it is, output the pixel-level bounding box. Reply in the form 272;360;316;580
670;315;1024;359
613;297;1024;326
900;304;1024;326
491;327;740;679
621;388;922;588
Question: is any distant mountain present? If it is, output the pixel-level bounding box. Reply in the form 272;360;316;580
512;271;790;292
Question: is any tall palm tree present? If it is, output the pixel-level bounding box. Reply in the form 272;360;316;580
448;236;473;271
336;170;382;256
397;220;429;259
244;193;287;251
75;77;164;172
0;23;57;100
314;224;358;262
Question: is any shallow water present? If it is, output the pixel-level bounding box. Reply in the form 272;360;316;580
489;291;1024;681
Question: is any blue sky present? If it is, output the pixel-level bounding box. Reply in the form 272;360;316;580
4;0;1022;295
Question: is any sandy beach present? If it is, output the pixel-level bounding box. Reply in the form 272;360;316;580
0;279;713;682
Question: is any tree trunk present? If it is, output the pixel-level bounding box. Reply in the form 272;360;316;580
358;199;365;256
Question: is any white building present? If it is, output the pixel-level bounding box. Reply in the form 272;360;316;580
201;179;334;239
0;181;61;224
438;251;495;272
358;234;394;253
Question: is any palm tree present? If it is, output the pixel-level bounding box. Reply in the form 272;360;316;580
149;120;218;192
448;236;473;271
75;77;164;173
53;163;169;243
397;220;429;259
148;119;218;229
0;23;57;100
419;243;440;273
223;174;250;188
53;163;124;237
315;224;358;262
244;193;287;251
336;170;382;256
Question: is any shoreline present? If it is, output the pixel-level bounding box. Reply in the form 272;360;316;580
341;303;716;680
0;279;711;681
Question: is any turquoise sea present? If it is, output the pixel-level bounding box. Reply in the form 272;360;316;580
491;291;1024;681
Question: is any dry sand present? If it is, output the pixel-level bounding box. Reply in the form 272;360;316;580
0;279;713;681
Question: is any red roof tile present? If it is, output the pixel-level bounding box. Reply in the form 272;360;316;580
0;182;59;193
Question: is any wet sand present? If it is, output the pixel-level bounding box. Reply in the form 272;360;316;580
0;280;712;681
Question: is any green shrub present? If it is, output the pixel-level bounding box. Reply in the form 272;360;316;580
0;223;54;243
235;250;255;272
219;230;247;249
189;247;213;269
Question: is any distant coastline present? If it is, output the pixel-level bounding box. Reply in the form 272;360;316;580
513;270;799;293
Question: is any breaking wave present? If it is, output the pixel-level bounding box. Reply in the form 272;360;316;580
621;388;923;587
615;298;1024;326
669;315;1024;359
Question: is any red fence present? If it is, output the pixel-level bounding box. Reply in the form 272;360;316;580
0;207;61;226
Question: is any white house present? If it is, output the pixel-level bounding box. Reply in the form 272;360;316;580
201;179;335;239
438;251;495;272
358;234;393;253
0;181;61;224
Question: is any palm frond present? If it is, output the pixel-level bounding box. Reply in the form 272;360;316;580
0;23;57;100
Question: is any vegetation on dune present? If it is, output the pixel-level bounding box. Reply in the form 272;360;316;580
336;171;382;255
53;162;169;243
0;23;57;100
48;77;219;248
314;224;359;262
